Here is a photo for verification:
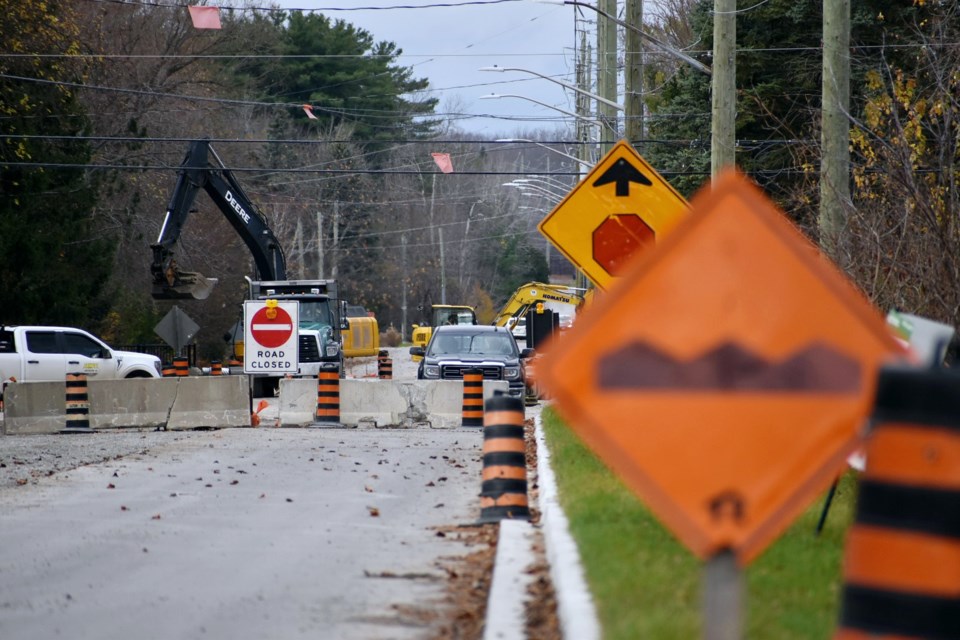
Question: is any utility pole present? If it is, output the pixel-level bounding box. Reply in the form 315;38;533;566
575;31;592;289
820;0;850;263
711;0;737;178
625;0;644;146
316;209;324;279
597;0;618;151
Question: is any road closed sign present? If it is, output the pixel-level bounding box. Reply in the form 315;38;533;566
244;300;299;374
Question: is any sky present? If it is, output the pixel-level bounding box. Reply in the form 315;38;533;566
271;0;582;137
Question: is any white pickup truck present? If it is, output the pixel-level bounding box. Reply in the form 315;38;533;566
0;326;162;382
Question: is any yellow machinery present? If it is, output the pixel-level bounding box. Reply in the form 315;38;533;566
410;304;477;361
491;282;587;329
342;307;380;358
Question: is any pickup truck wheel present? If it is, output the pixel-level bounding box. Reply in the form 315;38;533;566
124;371;152;379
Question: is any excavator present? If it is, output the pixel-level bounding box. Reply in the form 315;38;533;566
151;139;285;300
491;282;588;330
150;139;346;395
492;282;589;406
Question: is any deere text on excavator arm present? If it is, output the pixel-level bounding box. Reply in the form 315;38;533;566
151;139;286;300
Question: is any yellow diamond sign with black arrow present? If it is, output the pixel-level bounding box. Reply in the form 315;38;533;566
537;139;689;290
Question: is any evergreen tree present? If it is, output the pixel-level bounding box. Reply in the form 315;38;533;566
231;12;439;145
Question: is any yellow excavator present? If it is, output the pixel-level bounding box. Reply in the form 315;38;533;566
492;282;588;330
492;282;589;406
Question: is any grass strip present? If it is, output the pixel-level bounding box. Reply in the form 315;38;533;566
541;405;856;640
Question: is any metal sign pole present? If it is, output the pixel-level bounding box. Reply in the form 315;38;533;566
703;550;743;640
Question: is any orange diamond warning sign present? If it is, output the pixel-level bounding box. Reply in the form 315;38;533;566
536;171;906;564
537;140;689;290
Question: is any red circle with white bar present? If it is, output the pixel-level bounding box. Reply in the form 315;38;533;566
250;306;294;348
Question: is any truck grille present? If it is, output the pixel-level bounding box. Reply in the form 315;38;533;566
299;335;321;362
440;364;504;380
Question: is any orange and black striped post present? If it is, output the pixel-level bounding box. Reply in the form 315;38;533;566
835;365;960;640
478;393;529;523
174;356;189;377
210;360;222;376
62;372;93;433
314;370;341;425
377;350;392;379
162;362;176;377
462;368;484;428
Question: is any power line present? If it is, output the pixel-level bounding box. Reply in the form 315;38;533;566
0;161;584;176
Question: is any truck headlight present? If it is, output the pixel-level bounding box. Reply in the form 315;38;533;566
504;366;520;380
423;364;440;378
325;343;340;357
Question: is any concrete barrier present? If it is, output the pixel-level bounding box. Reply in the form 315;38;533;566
278;378;510;428
2;377;251;435
164;376;250;430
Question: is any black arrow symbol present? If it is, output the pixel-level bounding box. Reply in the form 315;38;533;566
592;158;653;196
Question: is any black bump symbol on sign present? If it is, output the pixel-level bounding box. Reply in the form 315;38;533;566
592;158;653;196
708;490;745;523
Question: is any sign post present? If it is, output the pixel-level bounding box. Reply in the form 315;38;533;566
243;300;299;375
537;171;907;636
537;139;689;290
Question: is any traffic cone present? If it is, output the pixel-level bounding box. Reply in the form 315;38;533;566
835;364;960;639
62;372;93;433
461;368;484;428
313;371;341;425
478;393;529;523
377;350;392;379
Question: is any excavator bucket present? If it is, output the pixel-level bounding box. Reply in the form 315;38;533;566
152;271;219;300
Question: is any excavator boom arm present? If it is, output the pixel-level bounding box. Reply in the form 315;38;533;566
151;140;286;299
492;282;585;327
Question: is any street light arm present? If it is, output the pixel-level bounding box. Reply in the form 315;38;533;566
480;65;623;111
480;93;599;123
532;0;712;75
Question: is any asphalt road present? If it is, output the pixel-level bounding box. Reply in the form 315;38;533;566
0;348;490;640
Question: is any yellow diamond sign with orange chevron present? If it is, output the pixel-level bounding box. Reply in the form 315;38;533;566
537;139;689;290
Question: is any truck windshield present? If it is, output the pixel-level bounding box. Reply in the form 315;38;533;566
299;301;332;330
433;309;475;326
429;332;516;357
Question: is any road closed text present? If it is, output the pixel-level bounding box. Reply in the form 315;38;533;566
247;352;293;370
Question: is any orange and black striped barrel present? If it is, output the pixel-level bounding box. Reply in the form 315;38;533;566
162;362;176;377
478;393;529;523
314;371;340;424
462;368;484;428
835;365;960;640
174;356;189;377
378;354;393;380
62;372;92;433
210;360;222;376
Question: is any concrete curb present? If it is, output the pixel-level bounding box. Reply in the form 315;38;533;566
484;519;536;640
535;409;602;640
